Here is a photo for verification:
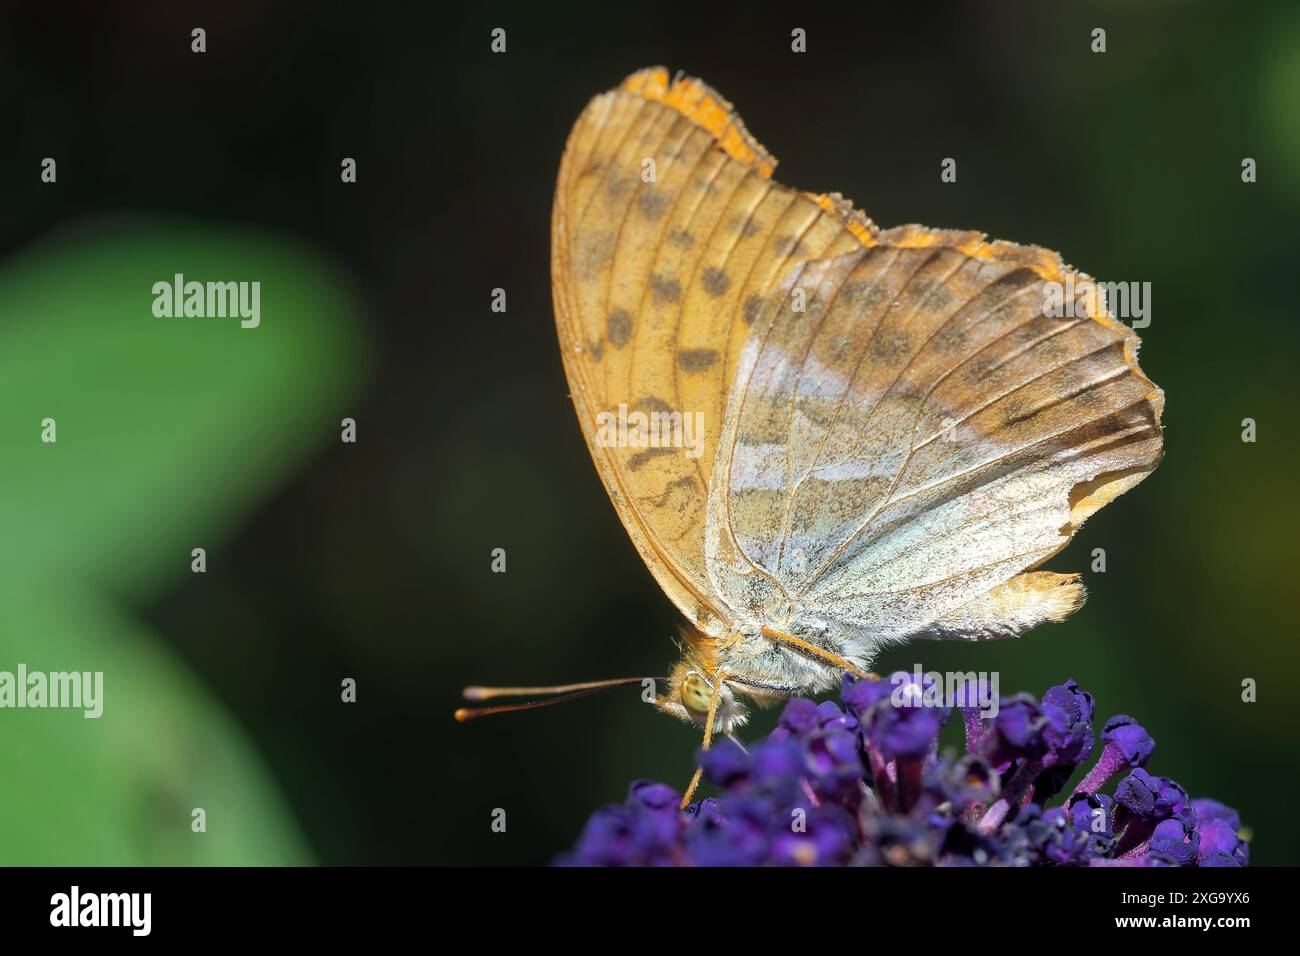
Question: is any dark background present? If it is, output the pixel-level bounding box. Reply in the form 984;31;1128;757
3;0;1297;865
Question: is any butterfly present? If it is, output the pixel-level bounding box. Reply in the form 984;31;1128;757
459;67;1164;806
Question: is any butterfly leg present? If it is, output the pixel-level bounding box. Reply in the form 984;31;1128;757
678;669;727;810
759;626;881;682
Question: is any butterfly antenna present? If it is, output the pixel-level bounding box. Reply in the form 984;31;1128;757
454;676;657;722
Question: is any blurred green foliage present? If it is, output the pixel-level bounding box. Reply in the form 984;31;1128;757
0;225;369;863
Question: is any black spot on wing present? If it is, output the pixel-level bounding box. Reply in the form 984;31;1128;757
678;348;721;372
607;309;632;348
650;274;682;303
701;267;731;297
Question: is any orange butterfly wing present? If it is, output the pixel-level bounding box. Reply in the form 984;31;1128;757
552;68;1163;648
551;67;876;636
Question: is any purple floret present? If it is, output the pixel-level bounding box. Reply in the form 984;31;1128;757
558;678;1248;867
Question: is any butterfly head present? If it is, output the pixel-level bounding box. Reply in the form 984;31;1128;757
655;659;749;733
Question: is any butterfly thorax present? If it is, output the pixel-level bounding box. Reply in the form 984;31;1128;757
654;622;845;734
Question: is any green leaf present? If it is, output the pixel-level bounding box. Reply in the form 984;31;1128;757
0;587;312;865
0;222;370;596
0;222;371;863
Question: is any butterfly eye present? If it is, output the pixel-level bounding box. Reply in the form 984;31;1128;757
680;673;713;714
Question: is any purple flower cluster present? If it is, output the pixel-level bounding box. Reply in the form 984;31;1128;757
558;674;1249;867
